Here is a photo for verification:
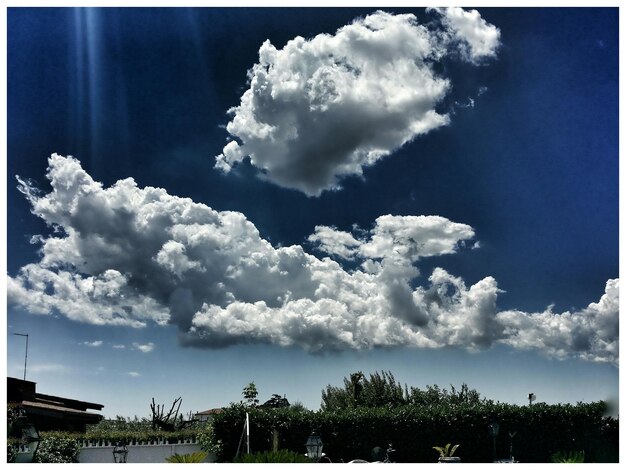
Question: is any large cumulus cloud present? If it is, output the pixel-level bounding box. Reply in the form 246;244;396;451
8;155;618;363
215;8;501;196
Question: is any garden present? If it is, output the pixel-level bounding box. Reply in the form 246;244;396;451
7;371;619;463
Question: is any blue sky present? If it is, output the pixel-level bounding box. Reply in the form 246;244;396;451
5;6;619;418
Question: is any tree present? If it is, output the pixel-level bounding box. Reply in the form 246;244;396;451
288;400;309;412
242;382;259;408
150;397;197;431
321;370;486;411
407;383;485;407
321;370;405;411
261;394;290;409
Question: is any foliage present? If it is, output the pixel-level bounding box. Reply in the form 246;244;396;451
7;404;23;462
197;425;222;456
289;401;309;412
165;451;208;463
321;371;485;411
211;400;617;463
433;443;459;457
34;432;81;463
551;450;585;463
242;382;260;408
407;383;485;407
7;403;24;428
261;394;290;409
7;442;18;463
85;415;206;444
233;449;312;463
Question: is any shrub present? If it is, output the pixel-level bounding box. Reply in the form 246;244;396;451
211;401;618;463
165;451;208;463
34;432;81;463
234;449;312;463
433;443;459;458
551;450;585;463
7;442;17;463
197;425;222;456
84;418;207;445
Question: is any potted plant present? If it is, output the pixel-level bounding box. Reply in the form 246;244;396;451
433;443;461;463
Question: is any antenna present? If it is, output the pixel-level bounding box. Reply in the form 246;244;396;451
14;333;29;381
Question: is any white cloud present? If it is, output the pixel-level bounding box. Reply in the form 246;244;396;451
308;226;362;260
309;216;474;264
127;371;141;378
112;344;126;349
431;7;501;63
82;340;103;347
497;279;619;364
133;342;155;353
28;363;72;374
215;9;500;196
8;155;618;363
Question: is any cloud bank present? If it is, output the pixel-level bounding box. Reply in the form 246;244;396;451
215;8;501;196
8;155;618;364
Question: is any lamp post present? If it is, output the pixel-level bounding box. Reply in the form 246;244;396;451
488;422;499;462
9;408;40;463
22;424;41;462
305;431;324;462
509;431;517;461
528;393;536;406
113;443;128;463
14;333;29;381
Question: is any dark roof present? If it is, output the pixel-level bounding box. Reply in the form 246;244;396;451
36;393;103;411
7;377;103;412
21;400;103;422
196;408;223;415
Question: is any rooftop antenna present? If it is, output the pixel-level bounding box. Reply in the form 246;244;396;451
14;333;29;381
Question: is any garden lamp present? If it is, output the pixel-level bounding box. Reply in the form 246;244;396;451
488;422;499;462
10;408;40;462
305;431;324;461
113;443;128;463
509;431;517;461
21;423;40;462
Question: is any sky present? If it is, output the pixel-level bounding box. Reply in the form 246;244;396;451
4;5;620;419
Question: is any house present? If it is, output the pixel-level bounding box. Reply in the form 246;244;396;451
7;377;104;432
194;408;223;423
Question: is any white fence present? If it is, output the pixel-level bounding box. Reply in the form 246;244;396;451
79;439;216;463
15;440;216;464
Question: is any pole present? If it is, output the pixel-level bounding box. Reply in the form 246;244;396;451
14;333;29;381
246;412;250;454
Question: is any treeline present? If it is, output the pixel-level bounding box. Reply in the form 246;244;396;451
321;371;485;410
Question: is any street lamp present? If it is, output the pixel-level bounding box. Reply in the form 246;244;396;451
113;443;128;463
528;393;536;406
305;431;324;461
488;422;500;462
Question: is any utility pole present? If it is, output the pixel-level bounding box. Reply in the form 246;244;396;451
14;333;29;381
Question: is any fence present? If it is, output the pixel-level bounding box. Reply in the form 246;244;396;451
79;438;216;463
14;439;216;464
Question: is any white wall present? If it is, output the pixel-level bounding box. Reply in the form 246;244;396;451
78;442;216;464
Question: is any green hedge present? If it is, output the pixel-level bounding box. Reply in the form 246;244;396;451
211;402;618;463
233;449;313;463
